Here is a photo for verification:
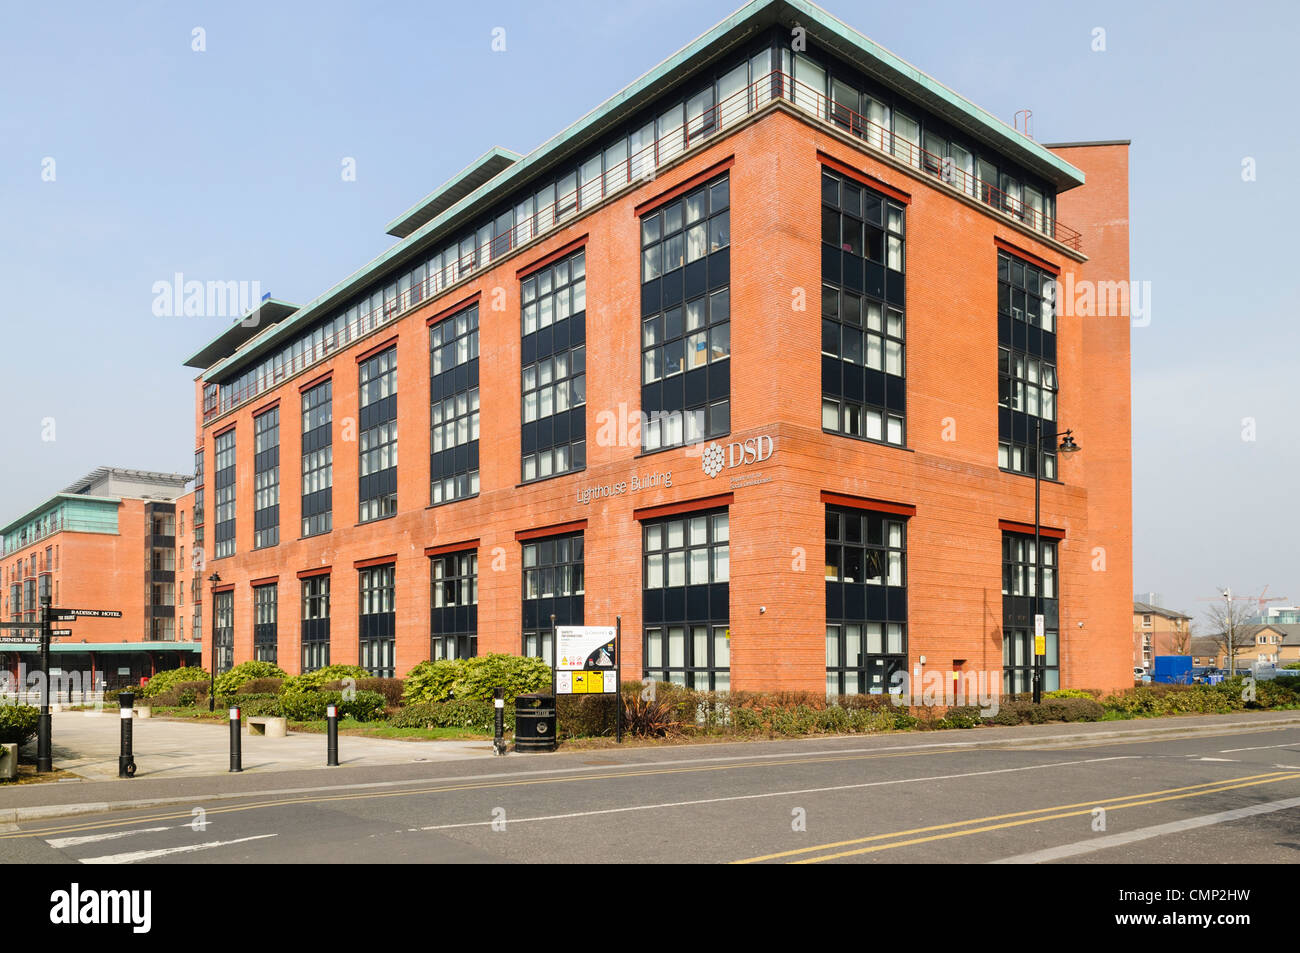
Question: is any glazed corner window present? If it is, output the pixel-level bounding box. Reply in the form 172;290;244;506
820;169;906;447
430;304;480;504
997;251;1059;477
522;250;587;482
1001;532;1059;694
213;429;237;559
521;532;584;659
642;510;730;691
824;505;907;697
358;346;397;522
431;550;478;661
639;174;730;453
252;407;280;549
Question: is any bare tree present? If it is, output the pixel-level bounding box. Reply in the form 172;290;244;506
1171;618;1193;655
1203;591;1259;673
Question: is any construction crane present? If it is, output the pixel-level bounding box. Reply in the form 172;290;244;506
1250;584;1288;615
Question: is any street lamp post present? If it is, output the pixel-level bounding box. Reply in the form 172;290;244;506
1032;420;1080;704
207;572;221;711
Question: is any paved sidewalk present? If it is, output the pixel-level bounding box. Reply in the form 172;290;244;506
43;709;495;781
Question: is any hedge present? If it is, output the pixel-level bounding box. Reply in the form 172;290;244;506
401;654;550;705
324;677;404;708
138;666;210;698
402;660;462;705
214;661;288;698
389;699;508;732
0;704;40;746
278;690;387;722
283;665;371;694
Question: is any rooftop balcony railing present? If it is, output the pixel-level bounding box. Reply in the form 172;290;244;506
204;69;1080;423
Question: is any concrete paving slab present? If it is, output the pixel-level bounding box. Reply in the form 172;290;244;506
46;709;494;781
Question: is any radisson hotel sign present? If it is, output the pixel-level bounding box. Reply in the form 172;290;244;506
576;435;775;506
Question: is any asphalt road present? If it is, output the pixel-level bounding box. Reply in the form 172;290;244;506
3;718;1299;865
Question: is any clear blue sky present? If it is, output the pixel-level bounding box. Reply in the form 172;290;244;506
2;0;1296;624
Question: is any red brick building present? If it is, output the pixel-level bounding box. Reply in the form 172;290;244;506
184;0;1132;695
0;467;197;691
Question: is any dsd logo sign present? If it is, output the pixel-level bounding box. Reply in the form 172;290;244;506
701;435;775;478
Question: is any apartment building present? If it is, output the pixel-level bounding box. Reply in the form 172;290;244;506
0;467;197;690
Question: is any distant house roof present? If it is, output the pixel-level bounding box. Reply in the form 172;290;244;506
1134;601;1191;621
1256;623;1300;646
1190;637;1221;657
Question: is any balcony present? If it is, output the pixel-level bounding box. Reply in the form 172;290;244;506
202;69;1081;424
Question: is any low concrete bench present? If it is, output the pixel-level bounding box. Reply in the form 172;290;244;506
247;716;288;738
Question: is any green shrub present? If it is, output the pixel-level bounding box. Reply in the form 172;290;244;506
139;666;210;698
1044;688;1099;700
214;661;288;698
1103;683;1244;717
325;677;404;708
278;689;386;722
234;677;284;696
228;693;285;717
982;697;1102;725
388;699;506;732
402;660;463;704
450;654;552;704
283;665;370;694
941;705;983;729
557;693;618;738
0;705;40;746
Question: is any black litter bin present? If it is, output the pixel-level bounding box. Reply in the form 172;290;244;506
514;693;556;752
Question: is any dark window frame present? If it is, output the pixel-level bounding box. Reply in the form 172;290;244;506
521;249;587;483
997;250;1059;477
639;174;732;453
359;564;396;677
1001;531;1060;694
253;582;277;664
431;550;478;660
253;407;280;549
359;347;398;523
641;509;730;691
430;304;480;505
824;505;908;696
522;532;584;658
820;169;907;448
301;379;333;538
301;575;331;672
213;430;236;559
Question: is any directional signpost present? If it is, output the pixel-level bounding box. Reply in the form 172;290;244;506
4;606;121;773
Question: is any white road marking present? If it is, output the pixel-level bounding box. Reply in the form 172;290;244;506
988;796;1300;864
21;720;1298;823
1220;742;1300;753
47;826;174;849
79;834;276;865
1197;757;1238;762
401;756;1138;833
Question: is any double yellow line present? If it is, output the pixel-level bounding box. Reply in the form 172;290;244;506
734;770;1300;863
